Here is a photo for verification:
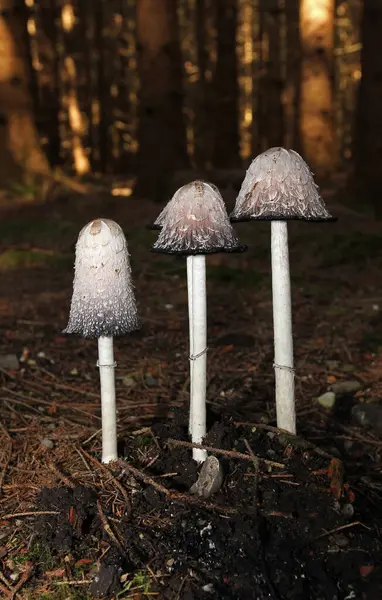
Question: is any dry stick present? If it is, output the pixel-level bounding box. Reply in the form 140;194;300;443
79;448;131;513
315;521;370;540
243;438;260;494
54;580;92;586
234;421;334;459
1;511;59;519
118;460;236;514
0;452;11;497
48;461;76;489
97;499;126;555
167;439;284;469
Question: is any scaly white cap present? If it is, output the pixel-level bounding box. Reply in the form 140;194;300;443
152;180;246;255
231;147;334;222
64;219;139;338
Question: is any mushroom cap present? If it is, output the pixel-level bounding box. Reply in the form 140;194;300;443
151;180;247;255
230;147;334;222
64;219;139;339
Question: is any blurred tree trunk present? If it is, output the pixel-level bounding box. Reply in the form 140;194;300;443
259;0;284;148
193;0;209;169
213;0;240;168
0;1;50;189
354;0;382;218
285;0;301;150
299;0;336;175
135;0;188;201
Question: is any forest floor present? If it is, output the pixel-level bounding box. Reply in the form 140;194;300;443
0;184;382;599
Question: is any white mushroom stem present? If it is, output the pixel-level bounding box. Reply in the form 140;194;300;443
98;336;118;463
187;256;194;436
271;221;296;434
189;255;208;463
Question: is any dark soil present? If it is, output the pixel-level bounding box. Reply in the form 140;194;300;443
33;412;382;600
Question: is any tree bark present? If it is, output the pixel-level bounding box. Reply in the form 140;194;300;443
0;1;50;188
259;0;284;148
354;0;382;217
213;0;240;168
299;0;336;175
135;0;188;201
284;0;301;151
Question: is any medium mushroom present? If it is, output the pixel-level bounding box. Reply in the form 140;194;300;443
152;181;246;462
64;218;139;463
231;147;334;434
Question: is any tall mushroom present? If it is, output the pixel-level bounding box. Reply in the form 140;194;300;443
231;147;334;434
152;181;246;462
64;219;139;463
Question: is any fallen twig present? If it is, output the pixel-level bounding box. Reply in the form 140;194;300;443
167;438;284;469
97;499;126;555
1;511;59;519
315;520;371;540
79;448;132;515
48;461;76;489
118;460;236;514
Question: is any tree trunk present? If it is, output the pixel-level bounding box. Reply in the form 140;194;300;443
0;1;50;188
213;0;240;168
299;0;336;175
135;0;188;201
284;0;301;151
354;0;382;218
259;0;284;148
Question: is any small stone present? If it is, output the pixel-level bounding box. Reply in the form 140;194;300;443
41;438;54;449
121;375;136;388
331;533;350;548
352;403;382;437
0;354;19;370
317;391;336;408
190;456;224;499
342;503;354;518
330;380;362;395
202;583;214;592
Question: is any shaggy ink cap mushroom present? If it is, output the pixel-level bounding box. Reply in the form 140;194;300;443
64;218;139;339
151;180;247;255
230;147;334;222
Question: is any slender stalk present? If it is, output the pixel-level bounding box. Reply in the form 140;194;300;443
271;221;296;434
98;336;118;463
187;256;194;435
190;255;208;462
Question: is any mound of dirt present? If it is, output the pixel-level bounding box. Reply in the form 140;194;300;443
34;414;382;599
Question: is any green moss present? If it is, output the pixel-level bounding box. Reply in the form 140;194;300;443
25;586;92;600
0;249;71;271
16;541;56;570
117;569;152;598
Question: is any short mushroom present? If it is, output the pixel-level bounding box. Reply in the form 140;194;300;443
231;147;334;434
152;180;246;462
64;218;139;463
